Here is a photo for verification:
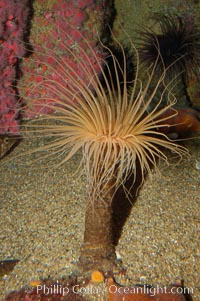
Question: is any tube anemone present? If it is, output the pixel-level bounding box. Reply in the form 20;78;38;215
100;44;135;93
19;28;189;272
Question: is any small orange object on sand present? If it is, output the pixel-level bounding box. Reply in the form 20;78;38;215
29;280;42;287
91;270;104;283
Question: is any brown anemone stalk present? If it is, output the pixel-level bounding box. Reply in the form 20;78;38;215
21;29;189;273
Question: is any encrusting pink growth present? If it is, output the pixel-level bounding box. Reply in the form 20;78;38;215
0;0;114;130
20;0;114;118
0;0;30;134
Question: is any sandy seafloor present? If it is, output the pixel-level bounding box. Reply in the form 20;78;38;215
0;135;199;300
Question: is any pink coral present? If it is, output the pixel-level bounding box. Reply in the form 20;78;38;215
20;0;114;118
0;0;115;124
0;0;30;134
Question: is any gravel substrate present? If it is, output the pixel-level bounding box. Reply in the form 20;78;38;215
0;136;199;300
